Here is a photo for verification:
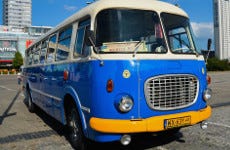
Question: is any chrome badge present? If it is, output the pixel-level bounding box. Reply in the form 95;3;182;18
123;70;131;78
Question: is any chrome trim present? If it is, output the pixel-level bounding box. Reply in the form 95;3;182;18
30;87;62;102
81;106;90;113
144;74;199;110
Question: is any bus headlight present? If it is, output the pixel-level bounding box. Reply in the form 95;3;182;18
118;96;133;113
203;88;212;101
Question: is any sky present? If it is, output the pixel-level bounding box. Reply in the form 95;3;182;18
0;0;214;50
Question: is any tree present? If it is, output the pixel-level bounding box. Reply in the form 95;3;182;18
12;51;23;70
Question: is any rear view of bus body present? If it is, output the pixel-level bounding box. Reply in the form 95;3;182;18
22;0;212;149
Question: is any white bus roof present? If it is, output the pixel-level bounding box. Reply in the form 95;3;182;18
29;0;188;49
62;0;188;28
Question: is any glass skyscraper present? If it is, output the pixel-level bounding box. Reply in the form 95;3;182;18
213;0;230;61
2;0;32;27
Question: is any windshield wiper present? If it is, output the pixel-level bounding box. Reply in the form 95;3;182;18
133;40;144;57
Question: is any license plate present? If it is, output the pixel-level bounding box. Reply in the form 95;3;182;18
164;116;191;129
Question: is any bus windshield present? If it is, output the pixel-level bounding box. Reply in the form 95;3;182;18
161;13;200;54
96;9;167;53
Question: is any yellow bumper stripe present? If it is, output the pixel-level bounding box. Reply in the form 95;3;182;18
89;106;212;133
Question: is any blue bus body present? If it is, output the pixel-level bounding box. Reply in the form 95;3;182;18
22;0;212;148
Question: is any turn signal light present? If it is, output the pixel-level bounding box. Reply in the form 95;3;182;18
206;75;211;85
63;70;69;81
106;79;114;92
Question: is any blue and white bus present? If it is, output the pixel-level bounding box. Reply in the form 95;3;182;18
22;0;212;149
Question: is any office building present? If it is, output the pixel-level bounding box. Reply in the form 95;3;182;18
3;0;32;28
0;25;52;68
213;0;230;61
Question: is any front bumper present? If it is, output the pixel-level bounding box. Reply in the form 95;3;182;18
90;106;211;133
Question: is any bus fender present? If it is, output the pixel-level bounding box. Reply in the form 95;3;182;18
63;85;88;133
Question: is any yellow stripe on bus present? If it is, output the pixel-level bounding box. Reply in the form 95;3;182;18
90;106;212;133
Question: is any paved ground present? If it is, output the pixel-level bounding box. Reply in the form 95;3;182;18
0;72;229;150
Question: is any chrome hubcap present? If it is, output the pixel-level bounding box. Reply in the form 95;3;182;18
70;111;79;140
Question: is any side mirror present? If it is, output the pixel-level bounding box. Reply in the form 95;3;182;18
205;38;212;64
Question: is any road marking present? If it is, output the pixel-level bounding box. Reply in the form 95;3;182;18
208;121;230;128
0;85;17;91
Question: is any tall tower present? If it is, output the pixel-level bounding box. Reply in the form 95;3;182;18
213;0;230;61
3;0;32;28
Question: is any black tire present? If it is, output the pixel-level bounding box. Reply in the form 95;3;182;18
26;89;35;113
66;105;88;150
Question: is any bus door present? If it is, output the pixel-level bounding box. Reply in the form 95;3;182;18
70;19;91;108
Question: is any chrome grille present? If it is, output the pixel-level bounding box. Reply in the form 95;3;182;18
145;74;199;110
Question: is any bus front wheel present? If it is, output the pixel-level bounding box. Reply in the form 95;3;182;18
66;105;88;150
26;89;35;113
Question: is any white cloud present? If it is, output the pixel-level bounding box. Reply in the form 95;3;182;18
190;22;214;50
64;5;77;12
191;22;214;39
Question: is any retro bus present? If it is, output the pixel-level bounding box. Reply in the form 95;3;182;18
22;0;212;149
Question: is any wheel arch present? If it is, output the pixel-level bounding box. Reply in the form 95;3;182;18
63;86;88;136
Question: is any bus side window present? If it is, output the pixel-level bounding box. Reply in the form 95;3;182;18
83;25;91;56
56;26;72;61
33;44;40;65
40;39;48;64
47;34;57;63
74;18;90;58
28;48;33;65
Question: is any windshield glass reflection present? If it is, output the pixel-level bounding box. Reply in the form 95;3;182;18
161;13;199;54
96;9;167;53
